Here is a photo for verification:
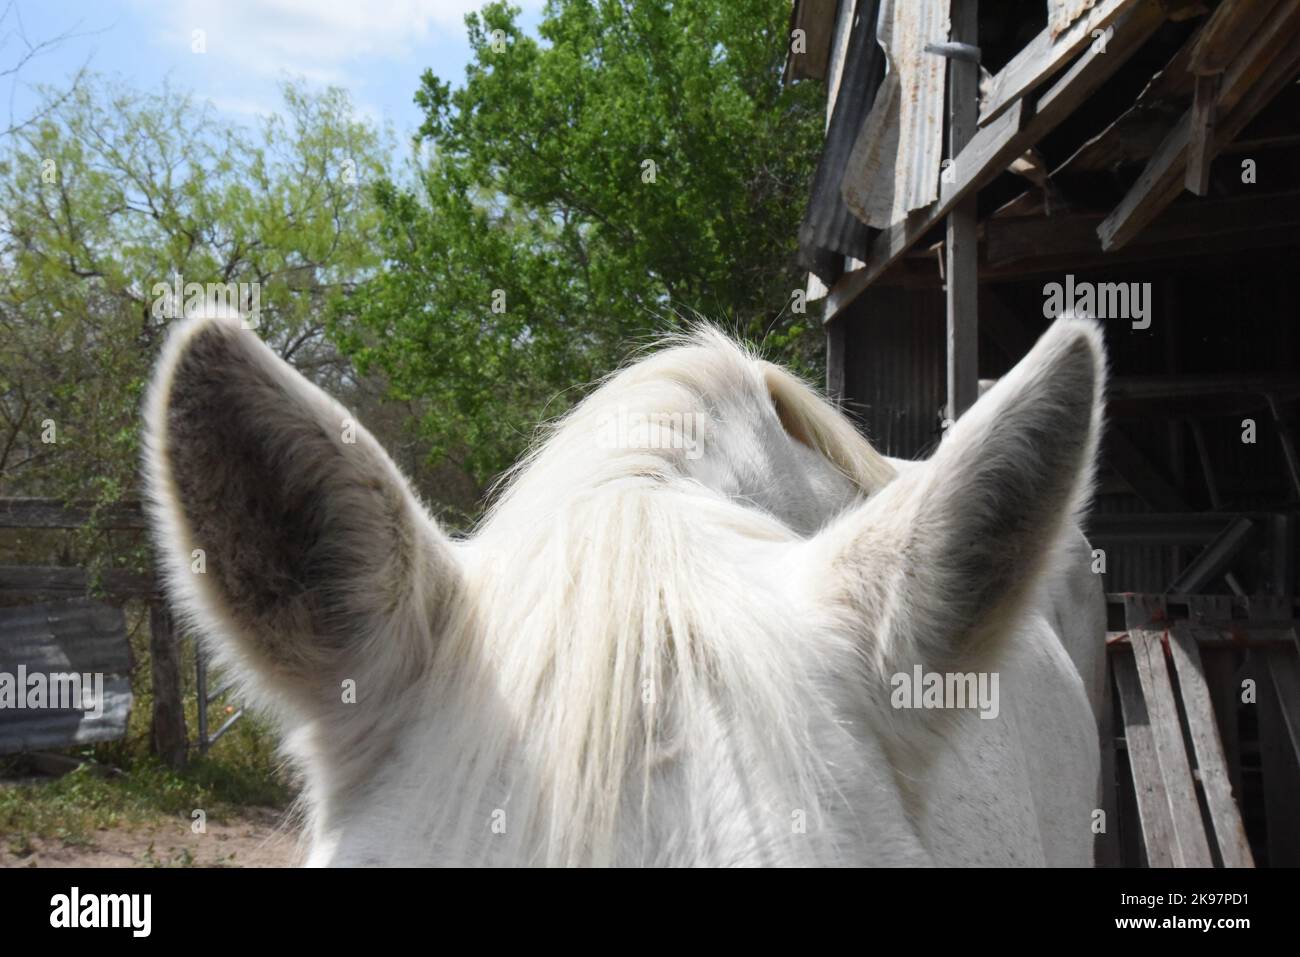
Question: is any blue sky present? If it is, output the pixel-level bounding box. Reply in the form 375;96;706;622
1;0;545;138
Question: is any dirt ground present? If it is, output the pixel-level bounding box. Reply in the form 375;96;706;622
1;807;301;868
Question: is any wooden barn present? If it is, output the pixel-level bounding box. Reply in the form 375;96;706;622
788;0;1300;866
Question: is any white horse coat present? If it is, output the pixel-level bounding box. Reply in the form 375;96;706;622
145;315;1106;866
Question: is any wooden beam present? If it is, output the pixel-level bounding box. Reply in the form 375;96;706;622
1169;624;1255;866
825;315;846;402
946;0;980;423
1183;0;1267;194
1166;516;1257;595
0;565;156;599
825;101;1025;319
1185;73;1221;195
980;0;1140;126
1188;0;1273;75
1104;425;1190;512
986;191;1300;269
1053;28;1299;178
0;498;147;530
1099;0;1300;250
1110;372;1300;403
825;0;1166;320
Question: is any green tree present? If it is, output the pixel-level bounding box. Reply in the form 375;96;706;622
0;77;396;569
331;0;824;489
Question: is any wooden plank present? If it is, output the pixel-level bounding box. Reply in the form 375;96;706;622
1052;15;1208;177
0;498;147;530
1188;0;1269;75
825;316;846;402
946;0;980;423
1185;73;1221;195
985;191;1300;268
1267;640;1300;760
980;0;1139;126
1098;0;1300;251
1112;647;1179;867
1260;643;1300;864
825;0;1166;320
1098;641;1122;866
1129;629;1214;866
1200;647;1245;817
1054;6;1292;178
1168;624;1255;866
0;565;156;599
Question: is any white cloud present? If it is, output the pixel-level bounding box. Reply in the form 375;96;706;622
132;0;542;80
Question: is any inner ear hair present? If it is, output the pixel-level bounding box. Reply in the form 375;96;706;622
149;316;452;687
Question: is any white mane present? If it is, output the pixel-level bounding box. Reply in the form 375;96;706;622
437;329;896;865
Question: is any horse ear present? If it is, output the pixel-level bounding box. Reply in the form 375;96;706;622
143;315;459;708
810;319;1105;679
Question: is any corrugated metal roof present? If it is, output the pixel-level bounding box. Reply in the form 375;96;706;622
797;0;886;283
841;284;946;459
0;598;132;754
841;0;950;229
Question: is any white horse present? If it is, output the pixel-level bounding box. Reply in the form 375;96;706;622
144;314;1106;867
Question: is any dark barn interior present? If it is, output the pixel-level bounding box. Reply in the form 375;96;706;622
790;0;1300;866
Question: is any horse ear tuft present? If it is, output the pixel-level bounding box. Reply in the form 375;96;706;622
812;319;1105;678
143;315;459;704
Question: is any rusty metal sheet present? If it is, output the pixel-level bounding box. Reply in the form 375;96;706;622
0;598;132;754
841;0;950;229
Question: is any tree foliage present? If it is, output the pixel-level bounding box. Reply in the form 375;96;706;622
331;0;825;488
0;77;391;567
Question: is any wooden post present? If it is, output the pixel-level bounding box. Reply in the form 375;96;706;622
825;313;846;403
149;601;189;769
945;0;980;424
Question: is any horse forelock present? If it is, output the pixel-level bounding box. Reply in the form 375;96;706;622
411;327;885;865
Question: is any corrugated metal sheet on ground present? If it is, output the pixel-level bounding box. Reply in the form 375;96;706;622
841;0;950;229
798;0;886;282
0;598;132;754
